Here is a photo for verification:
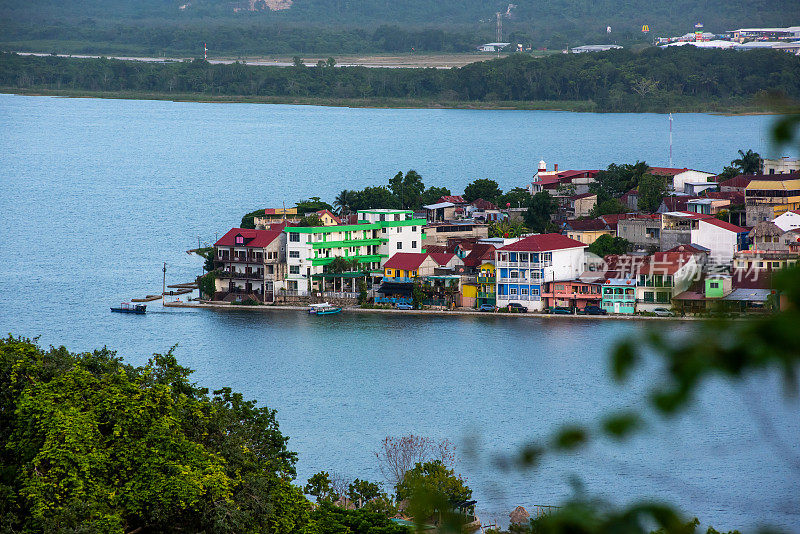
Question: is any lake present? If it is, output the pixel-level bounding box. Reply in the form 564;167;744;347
0;93;798;532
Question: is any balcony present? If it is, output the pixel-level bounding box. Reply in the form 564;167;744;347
477;291;495;299
218;270;264;280
383;276;414;283
477;275;495;283
219;255;265;264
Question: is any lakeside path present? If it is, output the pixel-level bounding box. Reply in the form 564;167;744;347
164;300;706;321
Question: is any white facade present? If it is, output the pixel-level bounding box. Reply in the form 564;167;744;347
671;170;715;192
773;210;800;232
763;157;800;175
636;256;700;313
690;219;741;264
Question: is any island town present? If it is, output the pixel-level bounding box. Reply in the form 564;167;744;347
177;154;800;318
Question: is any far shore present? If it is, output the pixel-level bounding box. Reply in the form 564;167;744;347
1;88;776;115
163;300;706;320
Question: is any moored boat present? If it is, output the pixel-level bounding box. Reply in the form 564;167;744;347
111;302;147;314
308;303;342;315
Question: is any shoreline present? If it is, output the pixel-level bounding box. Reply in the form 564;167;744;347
163;300;706;321
1;89;776;115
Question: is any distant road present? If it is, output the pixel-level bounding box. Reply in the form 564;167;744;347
12;51;507;69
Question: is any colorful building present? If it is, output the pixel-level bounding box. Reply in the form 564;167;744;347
636;252;701;312
541;280;602;310
213;228;286;302
601;278;637;314
495;234;587;311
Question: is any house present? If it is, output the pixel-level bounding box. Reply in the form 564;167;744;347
254;208;301;228
495;234;587;311
422;221;489;246
636;252;701;312
672;274;733;314
562;193;597;218
468;198;505;222
660;211;707;251
686;198;731;216
657;195;701;213
476;261;497;308
312;209;342;226
541;280;602;310
648;167;715;192
744;172;800;225
423;202;457;223
772;209;800;232
683;182;718;195
460;244;496;308
562;218;614;245
763;157;800;174
598;254;645;314
284;209;425;294
690;218;747;264
376;253;438;305
213;228;286;302
748;222;786;251
478;42;510;52
617;215;662;251
528;162;599;196
717;175;754;193
428;252;464;271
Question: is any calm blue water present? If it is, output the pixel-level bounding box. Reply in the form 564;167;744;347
1;93;798;531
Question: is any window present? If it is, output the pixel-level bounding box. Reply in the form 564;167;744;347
397;242;403;250
519;253;528;262
412;241;417;248
289;265;300;275
656;292;670;304
710;282;719;289
289;233;300;242
380;214;386;221
510;287;518;295
531;288;540;296
772;261;780;268
411;271;417;277
235;235;244;245
521;287;529;295
382;228;387;234
510;271;518;279
412;226;417;232
644;291;654;303
289;251;300;259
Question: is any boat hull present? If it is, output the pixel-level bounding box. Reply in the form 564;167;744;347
314;308;342;315
111;307;146;314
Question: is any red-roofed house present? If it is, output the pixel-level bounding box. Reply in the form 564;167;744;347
690;218;748;263
495;234;588;311
636;252;701;312
382;253;439;281
648;167;714;191
428;253;463;270
438;195;467;205
212;228;286;302
562;218;614;245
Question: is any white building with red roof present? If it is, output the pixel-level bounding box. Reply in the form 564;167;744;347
635;251;701;312
690;218;748;264
648;167;715;192
494;233;588;310
773;209;800;232
213;228;286;302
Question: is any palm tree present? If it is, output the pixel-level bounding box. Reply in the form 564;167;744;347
732;149;762;175
334;190;354;216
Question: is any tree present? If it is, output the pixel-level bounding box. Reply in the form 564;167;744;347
350;186;399;211
334;190;357;215
590;161;649;202
358;279;368;305
496;187;532;209
328;256;355;274
716;165;740;181
292;56;304;67
388;170;425;210
489;219;529;238
375;435;456;489
587;234;630;256
635;173;667;213
731;149;762;175
198;271;217;300
395;461;472;521
296;197;333;213
306;502;408;534
347;479;381;508
305;472;335;503
422;186;452;206
299;214;324;227
589;198;628;217
241;208;265;229
524;191;557;233
463;179;502;203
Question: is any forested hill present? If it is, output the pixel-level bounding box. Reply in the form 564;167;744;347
3;47;799;113
2;0;799;54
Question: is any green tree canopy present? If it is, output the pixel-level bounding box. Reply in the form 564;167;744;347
587;234;630;256
590;161;649;202
496;187;532;209
731;148;762;175
422;186;452;206
589;198;629;217
296;197;334;213
395;460;472;520
305;472;335;503
524;191;558;233
350;186;400;211
463;179;502;204
389;170;425;210
241;208;266;229
635;173;667;213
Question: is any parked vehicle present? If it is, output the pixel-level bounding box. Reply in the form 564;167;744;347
395;303;413;310
578;305;607;315
478;303;497;312
548;306;573;315
652;307;674;317
505;303;528;313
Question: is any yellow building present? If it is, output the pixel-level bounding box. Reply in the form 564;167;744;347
563;219;614;245
745;174;800;225
314;210;342;227
476;262;496;306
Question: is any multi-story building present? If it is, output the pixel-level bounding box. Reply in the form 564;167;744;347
213;228;286;302
541;280;602;310
763;157;800;175
254;208;301;228
744;173;800;225
601;278;638;314
422;221;489;246
495;234;587;311
636;252;701;312
283;209;425;294
690;218;747;264
617;215;661;251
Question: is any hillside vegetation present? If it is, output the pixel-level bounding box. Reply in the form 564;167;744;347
2;0;799;55
2;47;798;112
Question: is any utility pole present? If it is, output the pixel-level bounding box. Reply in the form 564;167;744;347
163;262;167;306
669;113;673;167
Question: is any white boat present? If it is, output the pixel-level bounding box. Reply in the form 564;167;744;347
308;302;342;315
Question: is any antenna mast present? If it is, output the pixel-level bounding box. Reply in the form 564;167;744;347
669;113;673;167
496;12;502;42
203;42;208;60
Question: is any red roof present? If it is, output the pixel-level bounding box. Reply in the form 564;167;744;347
438;195;466;204
471;198;498;210
666;244;709;254
700;218;746;233
315;209;341;224
499;233;586;252
648;167;691;176
428;253;458;267
660;196;701;212
383;253;431;270
638;252;695;275
717;175;754;189
563;218;608;231
705;191;744;203
215;228;282;248
462;244;497;268
422;244;447;254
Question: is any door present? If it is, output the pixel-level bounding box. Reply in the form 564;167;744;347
614;302;620;314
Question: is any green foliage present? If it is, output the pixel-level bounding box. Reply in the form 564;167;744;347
395;461;472;519
464;178;502;203
358;279;368;305
716;165;740;181
347;479;381;507
589;198;629;217
587;234;630;256
422;186;452;206
299;214;324;227
0;337;302;533
198;271;217;300
296;197;334;213
497;187;532;209
731;148;762;175
305;471;335;503
4;49;800;112
334;189;358;215
637;174;668;213
489;219;529;238
241;208;266;229
305;501;409;534
389;170;425;210
524;191;558;233
412;281;426;309
350;186;400;211
328;256;360;274
590;161;649;202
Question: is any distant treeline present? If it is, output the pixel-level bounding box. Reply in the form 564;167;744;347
2;48;799;112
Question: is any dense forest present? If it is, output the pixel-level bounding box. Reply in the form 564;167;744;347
2;47;799;112
2;0;799;55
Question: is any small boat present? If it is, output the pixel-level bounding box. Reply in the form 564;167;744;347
111;302;147;314
308;302;341;315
